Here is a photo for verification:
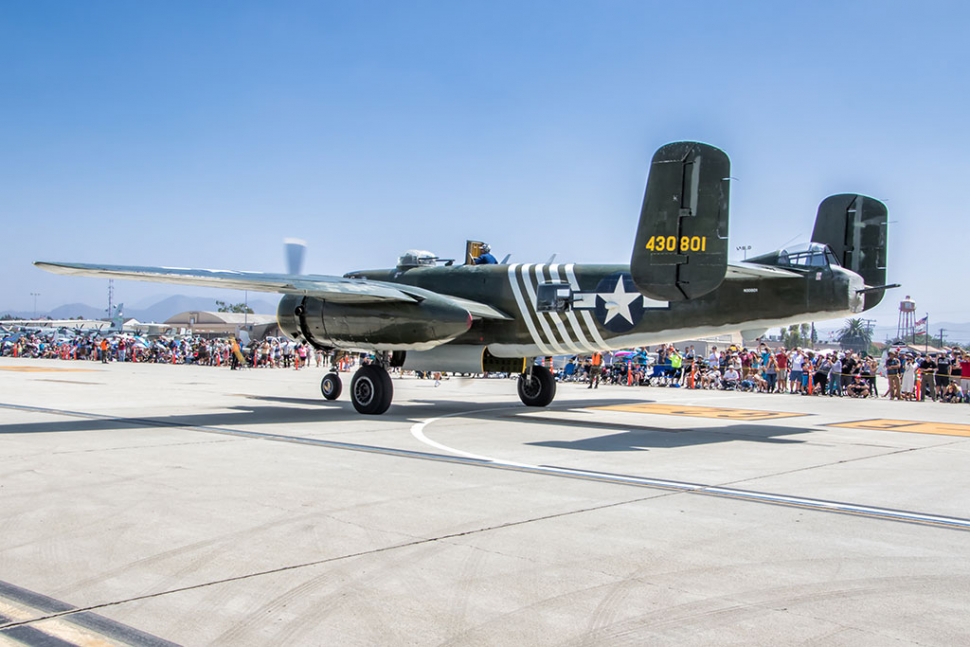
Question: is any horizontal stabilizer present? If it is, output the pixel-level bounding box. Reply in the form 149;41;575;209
631;141;730;301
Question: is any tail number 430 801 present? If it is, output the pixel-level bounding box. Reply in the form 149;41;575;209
644;235;707;252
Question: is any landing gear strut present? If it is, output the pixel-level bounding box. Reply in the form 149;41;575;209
518;364;556;407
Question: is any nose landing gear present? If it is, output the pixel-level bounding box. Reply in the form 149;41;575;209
321;372;342;400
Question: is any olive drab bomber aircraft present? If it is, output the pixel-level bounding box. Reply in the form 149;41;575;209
36;141;893;415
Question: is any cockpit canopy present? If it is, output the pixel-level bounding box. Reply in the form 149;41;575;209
747;242;841;270
396;249;439;269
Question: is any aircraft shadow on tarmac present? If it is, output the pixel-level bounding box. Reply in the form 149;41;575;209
0;395;813;452
525;424;809;452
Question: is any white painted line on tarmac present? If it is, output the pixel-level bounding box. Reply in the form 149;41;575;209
410;408;534;468
410;409;970;531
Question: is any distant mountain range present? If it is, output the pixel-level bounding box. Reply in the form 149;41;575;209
1;295;278;322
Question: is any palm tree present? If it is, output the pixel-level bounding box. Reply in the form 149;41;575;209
838;318;872;354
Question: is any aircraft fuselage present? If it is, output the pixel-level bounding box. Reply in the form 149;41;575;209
278;260;863;357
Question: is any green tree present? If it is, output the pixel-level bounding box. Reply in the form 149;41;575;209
780;323;816;349
215;300;254;314
838;318;872;354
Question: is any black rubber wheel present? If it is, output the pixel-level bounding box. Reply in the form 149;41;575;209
517;365;556;407
321;372;342;400
350;365;393;415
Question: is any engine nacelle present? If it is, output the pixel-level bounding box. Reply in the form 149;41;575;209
277;294;471;351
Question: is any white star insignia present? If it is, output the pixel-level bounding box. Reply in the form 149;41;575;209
599;278;640;325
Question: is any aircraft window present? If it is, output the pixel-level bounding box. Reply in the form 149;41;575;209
785;251;827;267
536;283;572;312
748;242;839;270
397;249;439;268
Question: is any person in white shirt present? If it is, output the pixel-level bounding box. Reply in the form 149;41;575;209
790;350;805;393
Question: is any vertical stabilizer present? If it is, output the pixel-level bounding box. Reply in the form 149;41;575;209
811;194;888;309
631;141;730;301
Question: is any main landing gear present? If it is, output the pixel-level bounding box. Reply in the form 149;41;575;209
318;354;554;414
350;364;393;415
319;352;394;415
518;364;556;407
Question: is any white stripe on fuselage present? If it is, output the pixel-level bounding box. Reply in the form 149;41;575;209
564;263;609;349
550;264;596;352
535;264;586;354
507;263;554;356
520;264;568;355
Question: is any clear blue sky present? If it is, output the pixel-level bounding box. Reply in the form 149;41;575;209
2;1;967;327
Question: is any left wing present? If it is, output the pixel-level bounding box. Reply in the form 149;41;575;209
35;261;512;319
35;261;417;303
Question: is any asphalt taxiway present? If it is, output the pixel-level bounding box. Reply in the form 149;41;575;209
1;358;969;646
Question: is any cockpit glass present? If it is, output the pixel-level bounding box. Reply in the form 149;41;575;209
775;243;839;269
396;249;439;268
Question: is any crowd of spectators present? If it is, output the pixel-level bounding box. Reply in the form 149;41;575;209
1;332;326;370
4;329;969;404
558;343;970;404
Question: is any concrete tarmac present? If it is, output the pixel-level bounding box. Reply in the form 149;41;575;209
1;358;969;646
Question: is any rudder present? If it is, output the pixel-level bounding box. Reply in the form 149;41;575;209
630;141;730;302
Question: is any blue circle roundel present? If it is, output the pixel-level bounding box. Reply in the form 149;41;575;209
594;272;644;333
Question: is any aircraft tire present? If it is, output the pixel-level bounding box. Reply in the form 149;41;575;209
377;367;394;412
350;365;393;415
517;365;556;407
321;372;342;400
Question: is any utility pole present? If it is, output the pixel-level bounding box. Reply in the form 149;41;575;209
859;318;876;355
736;245;752;260
30;292;40;319
924;313;929;353
939;328;946;349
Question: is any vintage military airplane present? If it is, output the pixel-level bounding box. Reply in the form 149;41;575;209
36;141;892;415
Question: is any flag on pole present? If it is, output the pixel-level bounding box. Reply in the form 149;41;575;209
915;316;927;333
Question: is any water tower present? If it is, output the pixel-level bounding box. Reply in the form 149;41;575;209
897;295;917;342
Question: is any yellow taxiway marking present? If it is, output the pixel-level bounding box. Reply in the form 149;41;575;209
592;403;806;421
0;366;99;373
831;419;970;437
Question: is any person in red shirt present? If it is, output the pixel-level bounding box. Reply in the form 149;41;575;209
775;348;788;393
959;354;970;398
